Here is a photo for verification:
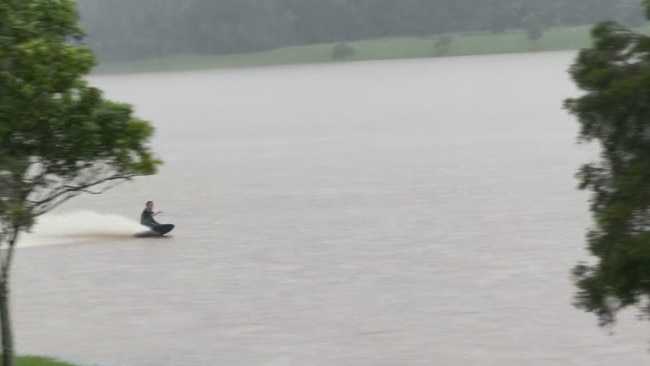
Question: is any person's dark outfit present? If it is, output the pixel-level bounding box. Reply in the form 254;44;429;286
140;208;160;229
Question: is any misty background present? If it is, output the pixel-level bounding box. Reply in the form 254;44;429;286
77;0;645;64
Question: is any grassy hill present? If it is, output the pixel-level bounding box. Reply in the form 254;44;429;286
93;25;596;74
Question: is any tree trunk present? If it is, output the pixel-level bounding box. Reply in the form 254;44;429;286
0;275;14;366
0;229;17;366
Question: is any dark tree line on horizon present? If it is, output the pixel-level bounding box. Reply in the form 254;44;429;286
77;0;645;63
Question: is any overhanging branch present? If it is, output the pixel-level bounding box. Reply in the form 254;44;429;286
27;172;135;216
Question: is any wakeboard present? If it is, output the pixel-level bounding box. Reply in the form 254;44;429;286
134;224;175;238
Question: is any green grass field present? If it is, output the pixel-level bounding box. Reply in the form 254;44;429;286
15;356;82;366
92;25;597;74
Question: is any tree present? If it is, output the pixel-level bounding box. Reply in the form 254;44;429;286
432;34;453;57
0;1;161;365
565;0;650;328
522;12;545;41
331;42;355;60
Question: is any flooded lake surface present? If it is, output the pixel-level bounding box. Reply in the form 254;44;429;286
12;52;650;365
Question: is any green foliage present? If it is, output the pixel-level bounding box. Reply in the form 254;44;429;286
331;42;355;60
0;1;161;365
565;15;650;326
0;0;161;219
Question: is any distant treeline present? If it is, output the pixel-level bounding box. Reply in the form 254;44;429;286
77;0;645;63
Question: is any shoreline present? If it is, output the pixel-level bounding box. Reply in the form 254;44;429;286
90;26;596;76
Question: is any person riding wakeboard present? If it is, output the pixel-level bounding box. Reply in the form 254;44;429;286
141;200;163;229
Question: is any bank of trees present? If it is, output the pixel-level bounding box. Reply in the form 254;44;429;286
76;0;645;63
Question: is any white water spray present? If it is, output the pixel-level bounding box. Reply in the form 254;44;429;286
19;211;147;248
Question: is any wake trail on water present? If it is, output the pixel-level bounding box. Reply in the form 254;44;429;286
19;211;147;248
